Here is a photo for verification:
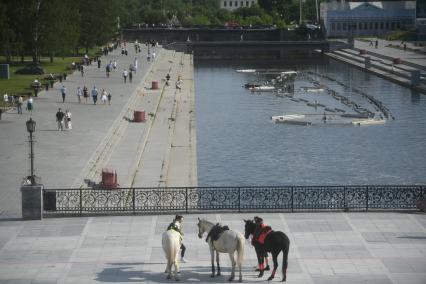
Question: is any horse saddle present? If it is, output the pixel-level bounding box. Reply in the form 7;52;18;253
255;226;273;245
206;223;229;243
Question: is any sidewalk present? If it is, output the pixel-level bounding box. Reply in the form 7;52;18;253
0;212;424;283
355;39;426;69
0;44;156;217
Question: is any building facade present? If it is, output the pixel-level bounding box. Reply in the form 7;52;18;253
219;0;258;11
417;0;426;39
320;1;416;38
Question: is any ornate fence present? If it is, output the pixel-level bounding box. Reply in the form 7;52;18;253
42;185;425;216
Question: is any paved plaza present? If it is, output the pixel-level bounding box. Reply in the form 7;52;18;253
0;212;425;283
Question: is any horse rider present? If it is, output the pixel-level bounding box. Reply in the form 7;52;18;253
253;216;271;271
167;215;188;263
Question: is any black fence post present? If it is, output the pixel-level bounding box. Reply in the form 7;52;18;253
291;187;294;213
185;187;188;213
132;188;136;214
343;186;347;211
366;186;369;212
79;188;83;215
238;187;241;212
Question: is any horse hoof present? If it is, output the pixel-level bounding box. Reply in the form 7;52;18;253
166;275;171;280
239;277;243;282
217;272;221;276
175;278;180;281
228;277;234;282
282;277;286;282
267;276;274;281
210;274;215;278
265;265;270;271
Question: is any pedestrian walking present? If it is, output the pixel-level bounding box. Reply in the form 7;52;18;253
152;52;156;60
134;58;138;73
101;89;108;104
77;86;82;103
91;86;98;105
113;60;117;71
129;70;133;83
80;65;84;77
3;94;8;110
27;96;34;114
176;75;183;91
107;92;112;105
97;58;101;68
375;39;378;49
56;108;65;131
106;64;111;77
60;85;67;103
123;69;128;83
125;48;128;56
65;110;72;130
17;96;23;114
83;86;89;103
403;43;407;51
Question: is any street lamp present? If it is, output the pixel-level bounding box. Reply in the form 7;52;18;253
26;118;36;185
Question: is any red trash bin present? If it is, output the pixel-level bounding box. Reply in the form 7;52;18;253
151;81;159;90
133;110;145;122
102;168;118;188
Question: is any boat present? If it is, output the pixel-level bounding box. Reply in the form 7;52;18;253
351;119;386;126
275;120;311;126
271;114;306;122
250;86;275;92
281;71;298;76
244;83;260;89
236;69;256;73
300;86;324;92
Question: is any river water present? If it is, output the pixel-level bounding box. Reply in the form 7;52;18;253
194;58;426;186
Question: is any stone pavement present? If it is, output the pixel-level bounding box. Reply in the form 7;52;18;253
0;212;425;283
354;39;426;69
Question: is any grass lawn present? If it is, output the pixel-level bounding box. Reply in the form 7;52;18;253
0;47;102;107
0;56;89;107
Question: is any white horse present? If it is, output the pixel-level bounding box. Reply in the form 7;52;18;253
197;218;245;282
162;229;181;281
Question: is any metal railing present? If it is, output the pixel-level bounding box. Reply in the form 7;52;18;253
42;185;425;216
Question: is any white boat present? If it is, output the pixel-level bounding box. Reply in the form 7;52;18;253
351;119;386;126
281;71;298;76
250;86;275;92
236;69;256;73
272;114;306;122
300;86;324;92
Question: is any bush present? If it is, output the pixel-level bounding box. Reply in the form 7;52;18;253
15;63;45;75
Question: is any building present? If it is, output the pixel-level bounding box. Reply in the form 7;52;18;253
320;1;416;38
416;0;426;40
219;0;258;11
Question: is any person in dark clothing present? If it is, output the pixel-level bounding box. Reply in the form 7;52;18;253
56;108;65;131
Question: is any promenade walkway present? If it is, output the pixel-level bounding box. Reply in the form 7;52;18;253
0;212;425;283
0;43;196;218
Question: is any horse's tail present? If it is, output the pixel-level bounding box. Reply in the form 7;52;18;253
282;234;290;281
236;233;245;267
162;231;178;264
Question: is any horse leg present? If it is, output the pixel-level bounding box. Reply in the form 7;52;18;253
216;251;221;276
228;252;235;282
255;245;264;278
210;249;215;277
267;251;279;281
166;259;172;279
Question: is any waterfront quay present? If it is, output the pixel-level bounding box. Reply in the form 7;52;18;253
0;44;196;218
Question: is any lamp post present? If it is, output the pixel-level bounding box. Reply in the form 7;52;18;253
26;118;36;185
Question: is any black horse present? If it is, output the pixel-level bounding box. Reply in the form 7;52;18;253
244;219;290;282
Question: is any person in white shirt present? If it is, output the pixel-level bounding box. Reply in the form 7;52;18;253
123;69;128;83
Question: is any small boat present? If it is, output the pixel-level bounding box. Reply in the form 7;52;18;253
281;71;298;76
244;83;260;89
250;86;275;92
271;114;306;122
236;69;256;73
351;119;386;126
275;120;311;126
300;86;324;92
